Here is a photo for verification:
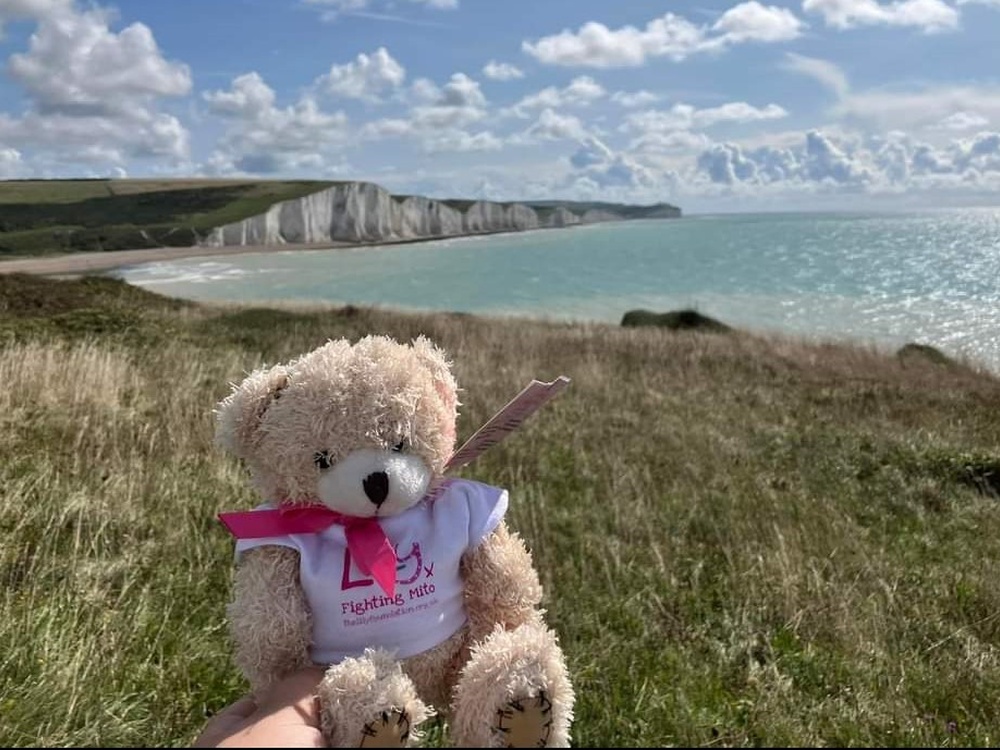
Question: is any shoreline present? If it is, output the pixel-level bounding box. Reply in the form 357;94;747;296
0;241;360;277
0;223;601;278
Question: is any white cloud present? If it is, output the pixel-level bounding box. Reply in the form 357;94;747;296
0;0;70;13
0;147;24;177
303;0;456;25
302;0;369;10
422;130;502;153
781;52;850;98
934;112;990;131
693;128;1000;195
203;72;275;117
568;138;658;190
369;124;1000;208
316;47;405;102
0;108;189;165
834;85;1000;131
802;0;960;32
361;72;492;153
956;131;1000;171
361;117;413;139
408;72;487;129
0;0;191;167
506;76;606;117
408;77;442;103
910;142;953;173
712;1;806;42
304;0;457;13
522;3;804;68
801;130;871;182
562;76;606;100
697;143;762;184
482;61;525;81
435;72;486;107
520;109;591;142
203;73;348;174
0;0;69;36
625;102;788;134
8;4;190;116
523;15;704;68
630;130;713;154
697;102;789;127
611;90;661;108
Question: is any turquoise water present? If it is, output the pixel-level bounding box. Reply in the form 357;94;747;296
113;210;1000;372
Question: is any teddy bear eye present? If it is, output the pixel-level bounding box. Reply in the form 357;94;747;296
391;440;406;453
313;451;332;470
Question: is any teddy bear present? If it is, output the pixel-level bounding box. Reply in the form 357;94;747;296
214;334;574;747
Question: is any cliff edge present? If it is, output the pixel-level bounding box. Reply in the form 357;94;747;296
201;181;681;248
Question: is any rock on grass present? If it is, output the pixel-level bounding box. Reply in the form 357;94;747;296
621;308;732;333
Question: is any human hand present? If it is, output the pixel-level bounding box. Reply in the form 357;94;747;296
192;668;327;748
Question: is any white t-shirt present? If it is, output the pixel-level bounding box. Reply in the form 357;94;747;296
234;478;508;665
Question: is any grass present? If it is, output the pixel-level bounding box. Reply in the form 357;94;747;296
0;179;336;257
2;274;1000;747
0;179;265;204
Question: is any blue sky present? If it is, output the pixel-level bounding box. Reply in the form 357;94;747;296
1;0;1000;212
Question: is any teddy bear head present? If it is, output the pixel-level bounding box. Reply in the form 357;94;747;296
215;335;459;518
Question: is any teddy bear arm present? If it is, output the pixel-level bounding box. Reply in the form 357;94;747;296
227;545;314;695
460;521;545;641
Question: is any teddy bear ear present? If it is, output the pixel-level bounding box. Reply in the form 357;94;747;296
214;364;290;459
411;335;459;411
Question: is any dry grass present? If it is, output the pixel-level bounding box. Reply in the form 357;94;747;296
2;275;1000;747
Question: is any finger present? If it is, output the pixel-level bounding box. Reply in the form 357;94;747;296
191;697;258;748
215;724;327;749
284;725;326;749
256;668;326;727
214;695;258;721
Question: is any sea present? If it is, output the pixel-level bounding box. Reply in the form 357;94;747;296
112;209;1000;374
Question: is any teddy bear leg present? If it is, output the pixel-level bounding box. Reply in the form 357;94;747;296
318;647;433;748
449;622;574;748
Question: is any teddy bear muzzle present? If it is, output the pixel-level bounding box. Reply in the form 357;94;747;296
317;448;433;518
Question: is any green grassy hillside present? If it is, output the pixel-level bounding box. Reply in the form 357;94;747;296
0;179;335;257
2;274;1000;747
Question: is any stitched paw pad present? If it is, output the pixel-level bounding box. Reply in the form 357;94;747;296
494;692;554;748
358;708;412;748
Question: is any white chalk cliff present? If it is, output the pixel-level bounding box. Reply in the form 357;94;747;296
199;181;676;248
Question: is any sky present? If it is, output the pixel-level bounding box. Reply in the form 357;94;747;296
1;0;1000;213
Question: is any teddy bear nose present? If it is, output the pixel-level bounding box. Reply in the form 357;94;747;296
363;471;390;506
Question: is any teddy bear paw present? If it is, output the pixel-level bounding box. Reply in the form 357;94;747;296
359;708;412;748
494;692;553;748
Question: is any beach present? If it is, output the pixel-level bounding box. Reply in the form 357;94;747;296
0;225;563;277
0;242;346;277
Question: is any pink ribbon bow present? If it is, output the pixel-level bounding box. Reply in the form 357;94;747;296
218;504;398;597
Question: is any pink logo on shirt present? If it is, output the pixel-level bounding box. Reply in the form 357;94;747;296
341;542;428;590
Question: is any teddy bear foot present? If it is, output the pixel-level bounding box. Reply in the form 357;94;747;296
360;709;412;748
450;622;574;747
494;692;553;748
319;648;431;747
